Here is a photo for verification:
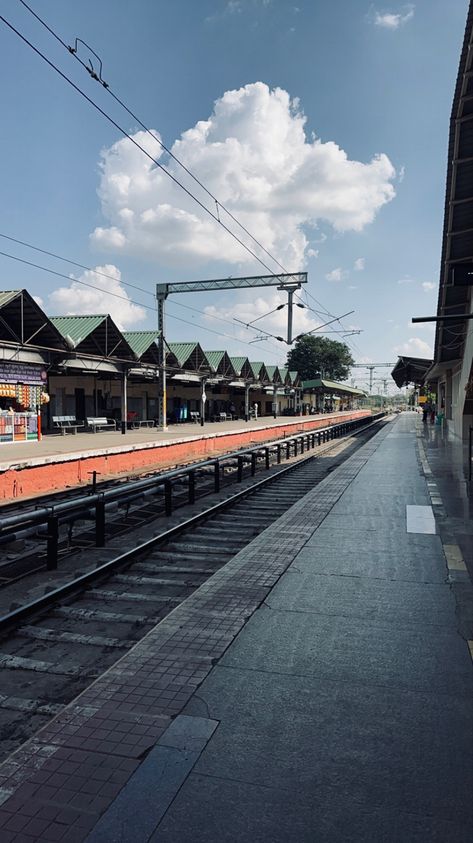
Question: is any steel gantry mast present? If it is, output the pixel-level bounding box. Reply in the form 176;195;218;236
156;272;307;429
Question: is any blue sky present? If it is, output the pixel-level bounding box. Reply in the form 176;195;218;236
0;0;469;390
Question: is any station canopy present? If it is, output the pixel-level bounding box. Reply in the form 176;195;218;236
248;361;270;383
302;378;365;397
203;351;236;379
0;290;67;351
51;315;136;361
229;357;253;380
391;356;433;388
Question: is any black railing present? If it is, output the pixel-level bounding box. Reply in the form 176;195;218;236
0;413;386;570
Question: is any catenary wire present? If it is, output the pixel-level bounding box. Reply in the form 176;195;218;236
12;2;358;346
17;0;292;279
7;6;361;358
1;13;289;281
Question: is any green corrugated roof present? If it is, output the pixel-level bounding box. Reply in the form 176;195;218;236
279;367;289;383
0;290;22;309
50;315;106;346
289;371;299;384
167;342;199;367
302;378;365;396
123;331;159;359
203;351;225;371
249;361;265;378
265;365;280;382
229;356;248;376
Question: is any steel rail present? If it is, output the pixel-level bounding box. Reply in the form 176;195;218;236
0;414;388;632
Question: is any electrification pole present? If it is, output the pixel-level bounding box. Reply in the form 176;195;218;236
156;284;168;431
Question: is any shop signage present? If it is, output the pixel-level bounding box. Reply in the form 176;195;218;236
0;362;47;385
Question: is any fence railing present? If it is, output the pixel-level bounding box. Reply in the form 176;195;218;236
0;412;386;570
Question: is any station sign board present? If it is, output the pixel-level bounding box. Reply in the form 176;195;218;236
0;362;47;384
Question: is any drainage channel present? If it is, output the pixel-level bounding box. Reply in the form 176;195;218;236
0;417;389;762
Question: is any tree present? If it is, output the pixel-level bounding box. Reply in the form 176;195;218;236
286;335;354;382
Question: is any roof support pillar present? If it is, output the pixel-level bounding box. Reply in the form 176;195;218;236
156;284;169;431
121;369;128;435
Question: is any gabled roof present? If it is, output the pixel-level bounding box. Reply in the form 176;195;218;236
203;350;236;378
167;342;209;371
279;367;289;385
229;356;253;379
51;314;136;360
248;361;270;382
0;289;67;350
289;371;300;386
265;365;282;384
302;378;365;396
123;331;159;364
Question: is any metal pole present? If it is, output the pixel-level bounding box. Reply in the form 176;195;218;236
245;384;250;422
200;378;206;427
287;288;294;345
121;368;127;434
273;385;278;419
156;285;168;431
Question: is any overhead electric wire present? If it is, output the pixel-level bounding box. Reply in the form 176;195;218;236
0;247;284;358
7;3;363;360
0;232;155;298
1;12;288;282
17;0;292;279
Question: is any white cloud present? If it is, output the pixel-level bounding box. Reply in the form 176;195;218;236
394;337;433;357
422;281;436;292
48;265;147;330
354;257;365;271
91;83;396;270
373;5;414;29
33;295;44;307
326;267;346;282
398;277;414;285
348;285;358;290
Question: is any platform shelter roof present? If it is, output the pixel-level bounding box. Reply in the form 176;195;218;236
432;5;473;369
229;356;253;380
289;371;301;387
122;331;160;366
0;289;67;352
278;367;290;385
203;351;236;378
302;378;365;397
391;356;433;388
51;315;136;361
265;365;282;385
167;342;210;373
248;361;270;383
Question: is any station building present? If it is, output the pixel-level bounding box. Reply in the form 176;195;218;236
392;5;473;446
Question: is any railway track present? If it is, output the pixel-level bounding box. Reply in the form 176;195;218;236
0;414;390;761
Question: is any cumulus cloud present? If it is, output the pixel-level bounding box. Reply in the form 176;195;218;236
422;281;436;292
354;257;365;271
373;5;414;29
91;83;396;270
33;295;44;308
48;265;147;330
394;337;433;357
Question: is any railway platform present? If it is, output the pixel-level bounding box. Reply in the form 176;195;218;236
0;412;471;842
0;410;367;501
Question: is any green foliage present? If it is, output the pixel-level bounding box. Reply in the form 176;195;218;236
286;335;354;381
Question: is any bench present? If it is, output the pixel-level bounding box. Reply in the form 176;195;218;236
86;416;117;432
52;415;84;435
189;411;201;424
128;418;155;429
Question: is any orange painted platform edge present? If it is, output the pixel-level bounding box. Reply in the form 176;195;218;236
0;411;369;501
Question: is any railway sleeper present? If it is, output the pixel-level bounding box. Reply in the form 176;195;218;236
16;625;134;649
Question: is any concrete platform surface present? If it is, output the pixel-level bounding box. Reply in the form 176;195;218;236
0;413;471;842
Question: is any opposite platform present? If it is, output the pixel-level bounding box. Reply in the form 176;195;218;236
0;413;471;842
0;410;367;500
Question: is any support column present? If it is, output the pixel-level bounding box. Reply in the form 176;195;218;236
156;284;168;431
245;384;251;422
200;378;206;427
121;369;128;434
272;385;278;419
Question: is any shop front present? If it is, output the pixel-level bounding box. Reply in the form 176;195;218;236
0;361;47;444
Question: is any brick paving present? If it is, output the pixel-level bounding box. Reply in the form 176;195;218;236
0;422;389;841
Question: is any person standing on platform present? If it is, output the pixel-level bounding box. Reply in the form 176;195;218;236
422;402;430;423
430;403;436;424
